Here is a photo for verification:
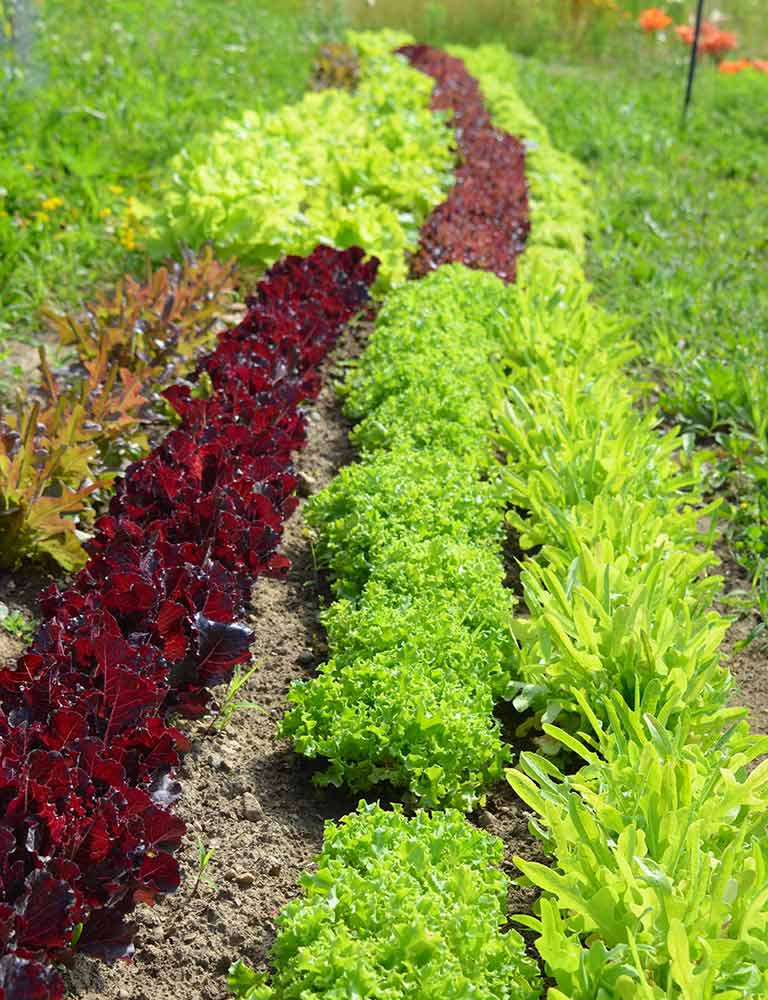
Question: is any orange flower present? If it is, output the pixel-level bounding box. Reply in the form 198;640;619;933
639;7;672;31
751;58;768;73
719;58;750;73
701;29;737;55
675;20;738;57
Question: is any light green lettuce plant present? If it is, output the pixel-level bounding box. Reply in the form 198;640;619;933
465;49;768;997
303;447;504;598
280;265;519;808
145;30;454;287
511;534;736;742
229;803;541;1000
508;699;768;998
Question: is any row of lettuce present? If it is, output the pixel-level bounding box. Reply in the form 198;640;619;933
144;30;453;289
231;45;768;1000
0;247;378;999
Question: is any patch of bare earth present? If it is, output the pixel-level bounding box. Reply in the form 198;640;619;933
0;567;56;665
716;544;768;736
0;332;64;401
472;747;548;967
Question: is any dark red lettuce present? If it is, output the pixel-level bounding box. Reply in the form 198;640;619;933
398;44;530;282
0;245;377;998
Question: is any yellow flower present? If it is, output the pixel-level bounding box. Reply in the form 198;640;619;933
41;196;64;211
33;210;49;223
119;226;136;250
109;184;125;195
99;207;112;218
23;163;34;171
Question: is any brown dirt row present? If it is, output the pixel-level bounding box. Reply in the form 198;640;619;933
63;326;365;1000
715;545;768;736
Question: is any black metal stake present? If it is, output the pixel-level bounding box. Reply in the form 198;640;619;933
682;0;706;124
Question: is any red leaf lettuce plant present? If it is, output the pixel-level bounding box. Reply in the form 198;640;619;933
0;245;377;999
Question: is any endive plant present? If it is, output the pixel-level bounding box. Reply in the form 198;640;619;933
496;363;702;551
510;522;738;742
508;695;768;999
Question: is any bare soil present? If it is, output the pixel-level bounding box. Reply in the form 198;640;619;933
0;565;57;665
0;332;64;402
715;543;768;736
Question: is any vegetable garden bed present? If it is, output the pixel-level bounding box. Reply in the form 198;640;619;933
1;23;768;1000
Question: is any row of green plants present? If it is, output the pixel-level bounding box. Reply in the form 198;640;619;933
0;30;455;572
144;29;454;288
282;263;515;808
497;268;768;995
473;50;768;997
227;44;573;999
246;261;546;996
279;41;594;811
234;45;768;998
228;39;564;999
511;52;768;616
495;274;733;741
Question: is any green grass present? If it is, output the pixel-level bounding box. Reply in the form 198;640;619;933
513;58;767;418
0;0;333;343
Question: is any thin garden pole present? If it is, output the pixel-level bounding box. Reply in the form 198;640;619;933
682;0;706;123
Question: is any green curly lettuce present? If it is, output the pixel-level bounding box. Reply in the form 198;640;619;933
145;31;454;287
228;803;541;1000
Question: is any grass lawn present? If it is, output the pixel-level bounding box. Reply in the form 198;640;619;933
0;0;328;348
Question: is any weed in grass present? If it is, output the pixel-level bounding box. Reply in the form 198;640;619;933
0;608;36;643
